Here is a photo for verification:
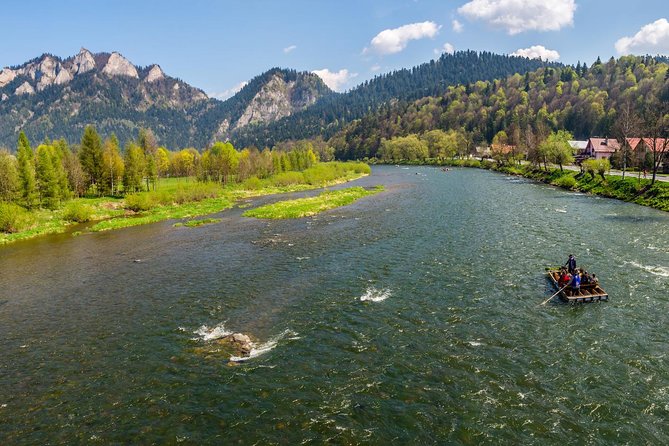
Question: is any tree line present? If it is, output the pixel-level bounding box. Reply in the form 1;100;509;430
0;126;327;211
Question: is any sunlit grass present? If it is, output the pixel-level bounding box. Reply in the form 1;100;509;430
243;185;383;219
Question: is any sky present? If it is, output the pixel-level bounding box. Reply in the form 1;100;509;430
2;0;669;99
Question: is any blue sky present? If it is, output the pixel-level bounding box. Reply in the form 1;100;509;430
2;1;668;98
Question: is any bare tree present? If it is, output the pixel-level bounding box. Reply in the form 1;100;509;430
613;101;641;179
644;102;669;186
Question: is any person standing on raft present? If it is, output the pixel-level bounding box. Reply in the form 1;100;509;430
565;254;576;274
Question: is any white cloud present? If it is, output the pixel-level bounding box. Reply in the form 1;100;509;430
458;0;576;35
511;45;560;61
283;45;297;54
209;81;248;100
312;68;358;91
615;18;669;55
370;64;382;72
452;19;464;33
434;42;455;55
363;21;440;55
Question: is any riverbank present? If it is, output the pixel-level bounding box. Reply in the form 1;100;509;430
374;158;669;212
0;161;370;245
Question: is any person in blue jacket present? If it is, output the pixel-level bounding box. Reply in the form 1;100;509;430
565;254;576;274
570;269;581;296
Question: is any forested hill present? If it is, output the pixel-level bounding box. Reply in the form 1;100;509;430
192;68;333;142
229;51;559;148
328;55;669;160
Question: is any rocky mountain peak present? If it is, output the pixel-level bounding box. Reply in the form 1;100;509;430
72;47;96;74
146;65;165;83
101;52;139;78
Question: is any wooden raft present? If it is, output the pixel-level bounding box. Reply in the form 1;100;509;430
546;268;609;303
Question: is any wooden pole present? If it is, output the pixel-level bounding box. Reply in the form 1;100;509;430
541;285;569;306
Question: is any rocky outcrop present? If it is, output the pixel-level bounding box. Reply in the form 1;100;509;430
233;72;324;131
235;74;294;128
0;69;17;88
15;81;34;95
102;52;139;78
71;48;96;74
146;65;165;83
54;68;73;85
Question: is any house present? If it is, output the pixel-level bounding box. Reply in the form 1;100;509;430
568;140;588;155
626;137;669;172
585;138;620;160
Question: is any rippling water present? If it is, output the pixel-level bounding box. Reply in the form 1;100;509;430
1;166;668;444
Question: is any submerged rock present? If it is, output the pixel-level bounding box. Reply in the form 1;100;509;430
219;333;253;357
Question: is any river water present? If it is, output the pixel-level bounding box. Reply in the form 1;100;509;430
1;166;668;444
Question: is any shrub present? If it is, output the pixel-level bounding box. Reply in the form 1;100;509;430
271;171;305;186
63;202;93;223
553;175;577;189
174;182;220;204
0;202;34;233
242;176;263;190
124;193;157;212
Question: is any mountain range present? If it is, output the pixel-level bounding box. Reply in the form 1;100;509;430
0;48;553;150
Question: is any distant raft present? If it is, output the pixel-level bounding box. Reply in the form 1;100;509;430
546;268;609;303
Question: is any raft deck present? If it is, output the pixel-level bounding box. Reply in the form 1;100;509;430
546;269;609;303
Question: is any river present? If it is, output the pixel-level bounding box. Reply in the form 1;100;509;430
1;166;668;444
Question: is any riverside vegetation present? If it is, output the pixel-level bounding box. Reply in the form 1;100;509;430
243;185;384;219
0;126;371;244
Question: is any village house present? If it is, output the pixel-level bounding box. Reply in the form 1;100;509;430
584;138;620;160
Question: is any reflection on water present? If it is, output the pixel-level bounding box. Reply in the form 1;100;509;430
1;166;668;444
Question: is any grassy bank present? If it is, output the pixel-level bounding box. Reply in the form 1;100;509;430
496;165;669;212
0;161;370;245
243;185;384;219
376;158;669;212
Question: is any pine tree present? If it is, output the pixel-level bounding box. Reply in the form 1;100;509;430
79;125;104;194
16;131;38;209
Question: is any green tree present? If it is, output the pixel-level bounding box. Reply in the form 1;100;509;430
36;144;69;209
16;131;38;208
0;149;19;202
101;136;124;195
539;130;574;171
79;125;104;193
155;147;171;179
123;143;146;193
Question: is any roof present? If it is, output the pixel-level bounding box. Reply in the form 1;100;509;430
624;137;669;152
587;138;619;152
491;143;516;154
568;140;588;150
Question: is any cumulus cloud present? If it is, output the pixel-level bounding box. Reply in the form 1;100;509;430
209;81;248;100
452;19;464;33
364;21;440;55
615;18;669;55
312;68;358;91
511;45;560;61
434;42;455;55
283;45;297;54
458;0;576;35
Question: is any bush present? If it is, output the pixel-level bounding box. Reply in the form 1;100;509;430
174;182;220;204
124;193;157;212
63;202;93;223
271;171;305;186
0;202;34;233
553;174;577;189
242;176;263;190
